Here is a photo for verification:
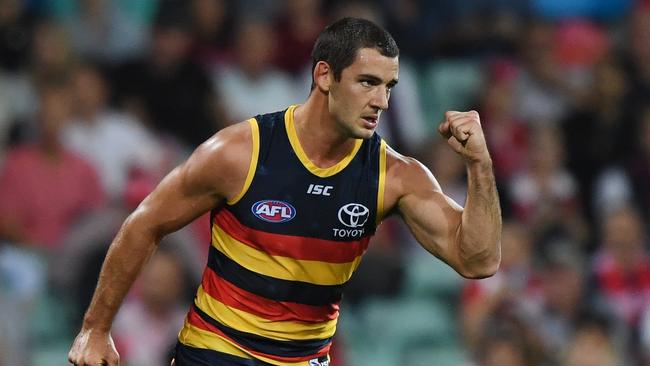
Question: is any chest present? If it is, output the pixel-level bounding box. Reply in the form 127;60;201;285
240;168;376;241
230;122;380;241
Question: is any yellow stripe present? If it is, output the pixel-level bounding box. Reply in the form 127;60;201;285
212;224;363;285
179;322;317;365
195;286;337;341
376;139;387;224
228;118;260;205
285;105;363;177
179;320;252;359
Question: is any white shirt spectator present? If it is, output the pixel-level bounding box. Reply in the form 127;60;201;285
62;112;162;200
216;65;299;122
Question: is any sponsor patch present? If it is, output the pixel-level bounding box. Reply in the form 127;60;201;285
337;203;369;228
251;200;296;223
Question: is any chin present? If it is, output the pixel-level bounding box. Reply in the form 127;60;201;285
355;129;375;140
359;130;375;140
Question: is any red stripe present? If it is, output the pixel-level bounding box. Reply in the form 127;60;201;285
187;307;331;363
202;267;339;322
214;209;370;263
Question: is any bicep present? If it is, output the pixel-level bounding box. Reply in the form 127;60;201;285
393;159;464;267
130;162;223;239
127;124;251;238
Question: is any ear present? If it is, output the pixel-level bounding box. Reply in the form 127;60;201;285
313;61;333;93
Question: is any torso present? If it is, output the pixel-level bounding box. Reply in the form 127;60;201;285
177;105;387;365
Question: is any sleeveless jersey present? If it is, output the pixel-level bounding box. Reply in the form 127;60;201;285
177;105;387;365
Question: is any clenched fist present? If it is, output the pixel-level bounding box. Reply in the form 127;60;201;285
68;328;119;366
438;110;490;164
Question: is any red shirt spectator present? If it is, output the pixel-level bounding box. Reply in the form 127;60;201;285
0;144;105;249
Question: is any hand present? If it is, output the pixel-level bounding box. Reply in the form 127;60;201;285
438;111;490;164
68;328;120;366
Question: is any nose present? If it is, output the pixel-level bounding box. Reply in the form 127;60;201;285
370;86;389;111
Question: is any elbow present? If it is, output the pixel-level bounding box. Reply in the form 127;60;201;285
459;260;500;279
120;210;163;244
457;248;501;279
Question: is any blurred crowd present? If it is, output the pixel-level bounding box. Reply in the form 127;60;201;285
1;0;650;365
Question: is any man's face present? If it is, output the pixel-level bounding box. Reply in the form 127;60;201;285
328;48;398;139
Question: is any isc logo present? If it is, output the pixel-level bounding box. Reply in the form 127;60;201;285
251;200;296;223
307;184;333;196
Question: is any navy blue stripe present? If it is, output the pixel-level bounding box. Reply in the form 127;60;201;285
192;304;332;358
174;342;274;366
208;245;344;306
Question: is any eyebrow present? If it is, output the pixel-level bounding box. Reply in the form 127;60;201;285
358;74;399;87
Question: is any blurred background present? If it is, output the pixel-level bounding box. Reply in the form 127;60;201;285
1;0;649;365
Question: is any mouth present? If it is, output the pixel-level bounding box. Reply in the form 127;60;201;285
361;115;378;129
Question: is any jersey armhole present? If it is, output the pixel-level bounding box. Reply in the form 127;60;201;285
227;118;260;205
376;139;387;225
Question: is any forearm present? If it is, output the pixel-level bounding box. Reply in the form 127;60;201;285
81;215;160;331
457;160;502;278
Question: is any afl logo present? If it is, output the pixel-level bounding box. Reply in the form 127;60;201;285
338;203;369;228
252;200;296;223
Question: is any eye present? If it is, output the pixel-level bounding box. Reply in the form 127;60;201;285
360;80;372;87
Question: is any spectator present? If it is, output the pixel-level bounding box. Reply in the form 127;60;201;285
481;59;529;182
62;62;164;202
591;206;650;328
531;241;594;363
113;249;189;366
189;0;234;68
274;0;327;75
562;55;631;223
508;125;586;246
461;220;541;351
514;20;572;126
112;1;222;149
214;19;298;122
562;315;623;366
30;19;77;88
1;19;76;143
0;80;104;250
471;316;543;366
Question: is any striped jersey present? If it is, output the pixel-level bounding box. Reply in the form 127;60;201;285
177;105;387;365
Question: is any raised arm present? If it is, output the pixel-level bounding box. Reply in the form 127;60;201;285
68;121;253;366
386;111;501;279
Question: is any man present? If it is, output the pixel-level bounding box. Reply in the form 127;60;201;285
68;17;501;366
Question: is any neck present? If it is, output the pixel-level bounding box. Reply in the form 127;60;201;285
78;110;98;124
292;93;358;168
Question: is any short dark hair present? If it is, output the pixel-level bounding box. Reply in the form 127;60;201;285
310;17;399;88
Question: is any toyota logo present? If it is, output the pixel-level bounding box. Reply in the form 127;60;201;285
337;203;370;228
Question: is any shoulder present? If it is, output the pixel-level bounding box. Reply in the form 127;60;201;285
180;120;255;200
383;144;442;212
385;145;440;192
192;119;253;163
